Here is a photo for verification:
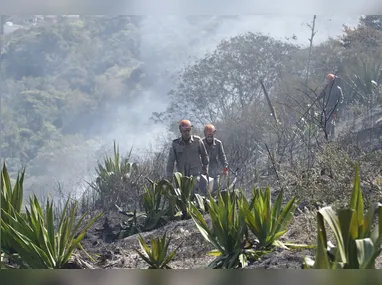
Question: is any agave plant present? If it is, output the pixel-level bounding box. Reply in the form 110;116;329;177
1;163;25;253
167;172;195;219
117;208;146;238
304;163;382;269
345;58;382;105
1;163;24;220
141;179;175;231
188;189;249;269
1;194;103;269
134;232;181;269
89;141;139;210
240;187;299;249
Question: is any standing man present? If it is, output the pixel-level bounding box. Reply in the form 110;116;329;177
202;124;229;192
166;119;209;180
317;73;344;139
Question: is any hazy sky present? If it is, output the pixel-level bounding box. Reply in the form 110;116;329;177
220;15;360;47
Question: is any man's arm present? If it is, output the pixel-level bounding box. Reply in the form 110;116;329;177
199;139;209;174
166;143;176;178
218;142;229;169
337;86;344;104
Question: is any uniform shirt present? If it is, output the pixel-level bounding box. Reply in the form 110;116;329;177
166;135;209;178
202;137;228;177
319;79;344;114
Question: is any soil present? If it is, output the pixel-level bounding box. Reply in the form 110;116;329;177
77;209;320;269
76;201;382;270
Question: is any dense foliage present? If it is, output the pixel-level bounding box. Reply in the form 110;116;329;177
1;16;143;179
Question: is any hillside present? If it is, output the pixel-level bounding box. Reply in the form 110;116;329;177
1;15;382;270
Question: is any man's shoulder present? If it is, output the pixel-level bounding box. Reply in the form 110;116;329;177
172;137;182;144
192;135;202;141
214;138;223;144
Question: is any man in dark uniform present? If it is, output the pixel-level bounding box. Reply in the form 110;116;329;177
317;73;344;139
166;120;209;180
202;124;229;192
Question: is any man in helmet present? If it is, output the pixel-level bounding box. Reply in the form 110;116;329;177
202;124;229;192
317;73;344;139
166;119;209;181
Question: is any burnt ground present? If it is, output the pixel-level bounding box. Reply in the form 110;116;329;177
77;208;320;269
76;204;382;269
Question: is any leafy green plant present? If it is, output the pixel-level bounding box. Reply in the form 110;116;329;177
345;58;382;104
117;175;193;238
89;141;139;210
134;232;181;269
1;163;24;221
1;162;25;252
1;194;103;269
192;193;208;213
117;209;145;238
167;172;195;219
188;189;249;269
141;179;175;231
304;163;382;269
240;187;299;249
